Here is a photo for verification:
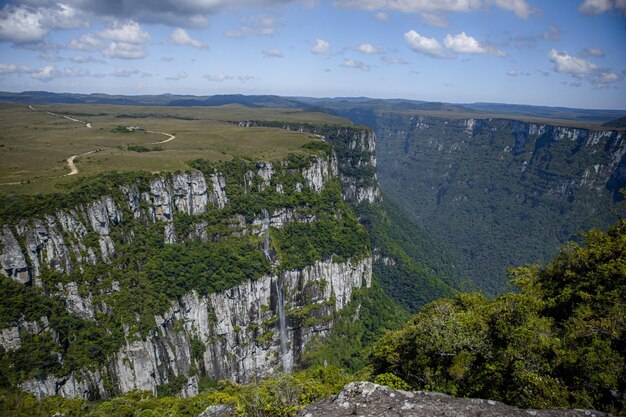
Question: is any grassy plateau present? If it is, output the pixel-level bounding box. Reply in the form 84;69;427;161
0;102;349;195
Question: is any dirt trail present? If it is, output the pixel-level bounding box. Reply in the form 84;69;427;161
65;151;96;176
19;105;177;178
147;131;176;144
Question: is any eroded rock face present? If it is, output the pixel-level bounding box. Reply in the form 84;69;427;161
18;257;372;399
0;225;29;283
297;382;611;417
1;151;375;400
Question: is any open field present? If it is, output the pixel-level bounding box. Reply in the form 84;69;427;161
0;102;349;195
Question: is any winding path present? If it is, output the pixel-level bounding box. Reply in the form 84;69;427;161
65;151;96;176
22;105;178;177
147;131;176;144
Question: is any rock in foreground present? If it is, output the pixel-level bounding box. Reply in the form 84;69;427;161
296;382;611;417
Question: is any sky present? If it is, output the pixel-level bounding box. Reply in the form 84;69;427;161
0;0;625;109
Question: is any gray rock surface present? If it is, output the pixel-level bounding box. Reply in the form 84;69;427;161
196;404;236;417
297;382;611;417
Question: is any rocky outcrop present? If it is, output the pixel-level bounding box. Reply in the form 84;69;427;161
237;121;382;205
296;382;611;417
19;257;372;399
0;225;29;283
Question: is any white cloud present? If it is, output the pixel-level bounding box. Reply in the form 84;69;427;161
579;0;613;15
507;69;517;76
404;30;446;58
334;0;533;18
63;67;92;77
103;42;147;59
68;33;105;52
548;48;622;88
0;63;31;74
356;43;383;54
166;72;188;80
382;55;408;64
311;38;332;55
548;48;597;77
99;21;150;45
341;59;370;71
70;55;98;64
170;28;207;49
31;65;60;82
420;12;448;27
595;69;621;87
579;47;605;58
224;16;277;38
0;3;86;44
444;32;506;57
203;74;234;82
263;48;283;58
110;68;140;77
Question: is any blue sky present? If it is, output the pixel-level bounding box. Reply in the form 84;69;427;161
0;0;625;109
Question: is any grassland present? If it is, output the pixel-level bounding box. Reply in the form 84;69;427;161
0;102;349;195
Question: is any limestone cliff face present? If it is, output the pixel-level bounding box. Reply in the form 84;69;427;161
238;122;382;205
18;257;371;399
373;114;626;293
0;145;374;399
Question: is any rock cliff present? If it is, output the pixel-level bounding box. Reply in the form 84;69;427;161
238;122;382;205
0;127;377;399
371;114;626;293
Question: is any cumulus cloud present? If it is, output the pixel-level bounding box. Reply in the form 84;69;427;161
340;58;370;71
356;43;383;54
334;0;533;18
110;68;140;77
203;73;234;82
170;28;207;49
103;42;147;59
548;48;597;77
404;30;446;58
507;69;517;76
99;21;150;44
579;47;605;58
68;20;150;59
262;48;283;58
224;16;277;38
68;33;105;51
0;3;86;44
444;32;506;57
382;55;408;64
0;63;31;74
31;65;61;82
311;38;331;55
70;55;98;64
579;0;614;15
166;71;188;80
548;48;622;88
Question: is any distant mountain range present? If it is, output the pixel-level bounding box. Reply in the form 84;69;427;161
1;91;624;125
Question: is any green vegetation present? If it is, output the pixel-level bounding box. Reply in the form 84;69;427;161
0;366;356;417
0;102;349;196
356;199;463;312
371;219;626;414
373;114;625;294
